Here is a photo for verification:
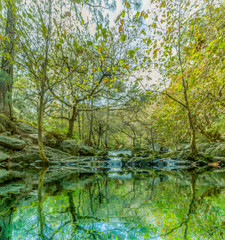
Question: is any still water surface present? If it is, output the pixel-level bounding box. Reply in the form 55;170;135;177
0;161;225;240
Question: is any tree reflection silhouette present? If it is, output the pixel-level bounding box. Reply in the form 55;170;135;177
37;166;48;240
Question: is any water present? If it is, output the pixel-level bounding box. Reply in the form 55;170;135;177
108;150;132;157
0;162;225;239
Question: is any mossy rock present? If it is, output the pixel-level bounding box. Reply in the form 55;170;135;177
131;147;147;155
11;152;40;163
45;131;66;148
117;153;126;157
16;121;37;134
0;136;26;150
0;123;6;133
0;151;9;162
207;142;225;157
96;149;108;156
0;114;16;133
60;140;96;156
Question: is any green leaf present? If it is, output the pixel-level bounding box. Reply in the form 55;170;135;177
121;10;125;18
128;50;135;58
87;41;93;46
135;12;140;18
147;38;151;46
120;34;126;42
101;28;107;38
141;29;146;35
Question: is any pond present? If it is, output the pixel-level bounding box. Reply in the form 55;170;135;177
0;159;225;239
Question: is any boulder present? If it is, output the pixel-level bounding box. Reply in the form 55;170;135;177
0;151;9;162
132;147;155;156
0;123;6;133
96;149;108;156
11;152;40;163
10;146;71;165
207;142;225;157
16;122;37;134
45;131;65;148
0;114;16;133
45;146;71;159
0;136;26;150
27;134;39;144
61;140;96;156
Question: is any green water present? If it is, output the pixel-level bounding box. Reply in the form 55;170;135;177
0;166;225;240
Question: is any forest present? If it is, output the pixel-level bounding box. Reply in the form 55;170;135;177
0;0;224;165
0;0;225;240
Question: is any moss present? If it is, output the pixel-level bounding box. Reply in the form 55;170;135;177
0;123;6;133
45;131;65;148
96;149;108;156
117;153;126;157
0;114;16;133
209;143;225;157
17;119;37;128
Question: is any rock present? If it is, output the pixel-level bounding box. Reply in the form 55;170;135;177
61;140;96;156
11;152;40;163
0;131;11;136
45;131;65;148
61;140;78;155
0;123;6;133
0;114;16;133
9;146;71;165
27;134;39;144
0;136;26;150
206;142;225;157
24;138;33;146
197;143;213;152
16;121;37;134
132;147;156;156
96;149;108;156
45;146;71;159
132;147;147;156
117;153;125;157
0;151;9;162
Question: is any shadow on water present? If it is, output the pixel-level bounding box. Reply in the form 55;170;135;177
0;161;225;239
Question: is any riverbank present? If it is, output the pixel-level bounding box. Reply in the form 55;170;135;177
0;114;224;167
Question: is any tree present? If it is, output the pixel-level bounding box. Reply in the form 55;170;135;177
16;0;53;164
47;23;142;138
0;0;16;118
125;0;215;156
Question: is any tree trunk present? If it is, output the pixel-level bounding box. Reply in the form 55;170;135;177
150;128;155;151
37;0;52;165
104;96;109;148
178;6;197;156
132;137;136;147
97;132;102;148
82;107;85;140
67;105;77;138
78;109;81;139
88;99;94;146
0;0;15;118
38;84;48;164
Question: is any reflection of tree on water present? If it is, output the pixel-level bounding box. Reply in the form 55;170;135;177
37;166;48;240
46;178;107;240
0;167;224;239
153;167;224;239
67;190;104;239
0;194;14;240
0;177;33;239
